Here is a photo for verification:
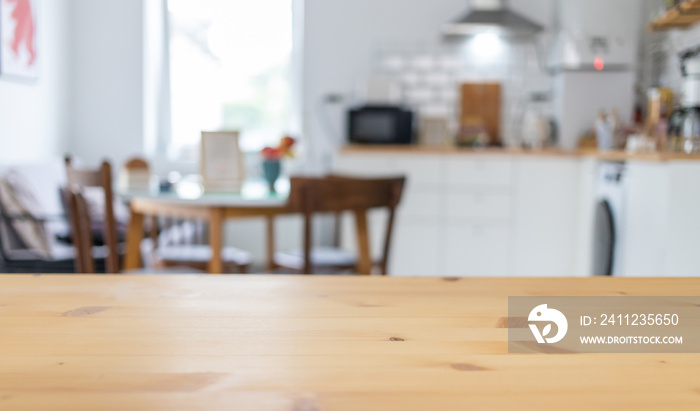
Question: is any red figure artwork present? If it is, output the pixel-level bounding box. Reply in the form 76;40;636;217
6;0;36;67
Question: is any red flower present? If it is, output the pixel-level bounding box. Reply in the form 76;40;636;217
262;135;297;160
261;147;282;160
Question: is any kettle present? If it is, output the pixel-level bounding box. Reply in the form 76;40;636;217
667;108;686;152
681;107;700;154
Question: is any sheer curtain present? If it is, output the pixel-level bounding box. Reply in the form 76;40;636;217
143;0;173;165
145;0;298;165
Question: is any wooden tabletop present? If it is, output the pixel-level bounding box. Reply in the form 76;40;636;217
1;275;699;410
120;179;289;208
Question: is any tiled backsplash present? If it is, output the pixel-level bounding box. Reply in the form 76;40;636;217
370;36;553;147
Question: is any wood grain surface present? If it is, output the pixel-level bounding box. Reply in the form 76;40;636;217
1;275;699;410
460;83;501;145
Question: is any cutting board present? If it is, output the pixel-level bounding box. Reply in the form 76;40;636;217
460;83;502;145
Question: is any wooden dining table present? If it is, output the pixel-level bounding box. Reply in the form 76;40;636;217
1;275;699;410
122;180;292;274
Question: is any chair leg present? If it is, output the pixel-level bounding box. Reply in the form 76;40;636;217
265;215;277;272
354;210;372;275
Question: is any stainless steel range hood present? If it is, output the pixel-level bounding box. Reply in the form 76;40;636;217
443;0;543;37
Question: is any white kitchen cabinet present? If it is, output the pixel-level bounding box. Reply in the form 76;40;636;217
446;156;513;188
445;190;511;220
622;161;700;277
336;150;700;278
336;151;583;278
398;185;442;219
335;155;396;176
393;156;444;220
443;222;510;277
389;219;442;277
664;162;700;276
572;158;598;277
393;155;443;187
442;155;514;276
620;162;668;277
511;158;581;277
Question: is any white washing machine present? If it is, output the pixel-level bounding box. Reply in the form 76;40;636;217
593;162;627;276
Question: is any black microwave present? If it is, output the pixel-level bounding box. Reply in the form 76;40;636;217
348;105;415;145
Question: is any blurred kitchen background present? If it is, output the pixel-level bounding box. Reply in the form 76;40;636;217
2;0;700;277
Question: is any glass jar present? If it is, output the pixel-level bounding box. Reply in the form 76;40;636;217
667;108;686;152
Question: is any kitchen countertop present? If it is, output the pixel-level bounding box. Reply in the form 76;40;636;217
341;145;700;162
2;274;699;410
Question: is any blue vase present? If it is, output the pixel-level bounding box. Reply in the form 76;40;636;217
263;160;281;193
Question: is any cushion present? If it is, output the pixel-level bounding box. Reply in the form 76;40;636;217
157;220;201;245
274;247;357;270
3;242;109;262
59;186;130;245
0;158;66;216
156;244;252;265
0;171;52;258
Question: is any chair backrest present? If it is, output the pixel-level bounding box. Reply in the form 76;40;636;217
287;175;406;275
64;157;119;274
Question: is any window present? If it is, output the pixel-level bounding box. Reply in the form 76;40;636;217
167;0;296;161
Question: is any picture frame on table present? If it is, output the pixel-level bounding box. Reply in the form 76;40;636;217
0;0;40;80
200;131;247;193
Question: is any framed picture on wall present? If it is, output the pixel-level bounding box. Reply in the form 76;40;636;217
0;0;39;79
200;131;246;193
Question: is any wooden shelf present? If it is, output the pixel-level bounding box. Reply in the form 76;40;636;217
649;0;700;32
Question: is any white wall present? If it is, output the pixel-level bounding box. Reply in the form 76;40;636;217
559;0;641;39
554;71;636;149
0;0;146;168
552;0;643;149
68;0;145;168
0;0;71;164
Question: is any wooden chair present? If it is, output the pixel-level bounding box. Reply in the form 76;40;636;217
64;158;121;273
117;157;251;273
66;157;205;274
272;175;406;275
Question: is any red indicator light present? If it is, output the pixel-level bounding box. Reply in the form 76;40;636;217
594;56;605;71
